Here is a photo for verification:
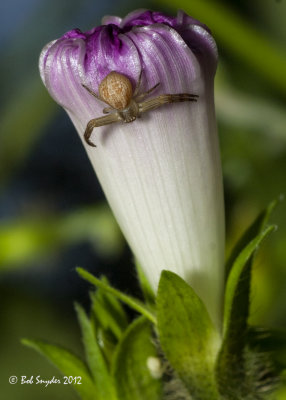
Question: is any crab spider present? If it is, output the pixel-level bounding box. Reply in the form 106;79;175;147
82;71;198;147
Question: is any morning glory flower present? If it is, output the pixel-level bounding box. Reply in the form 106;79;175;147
39;9;225;330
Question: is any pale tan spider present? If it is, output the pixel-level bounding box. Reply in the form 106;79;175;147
82;71;198;147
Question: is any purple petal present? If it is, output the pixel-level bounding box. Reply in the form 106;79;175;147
126;23;201;93
101;15;122;26
39;9;217;112
120;9;175;30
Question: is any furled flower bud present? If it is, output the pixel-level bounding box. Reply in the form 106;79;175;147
39;9;225;330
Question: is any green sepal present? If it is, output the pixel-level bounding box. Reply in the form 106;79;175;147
90;277;128;341
135;259;156;307
95;328;117;368
89;279;129;365
216;225;276;397
223;225;276;336
112;316;162;400
157;270;220;399
77;267;156;324
21;338;96;400
75;303;117;400
225;198;279;280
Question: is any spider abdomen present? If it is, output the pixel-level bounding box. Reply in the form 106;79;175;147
99;71;133;110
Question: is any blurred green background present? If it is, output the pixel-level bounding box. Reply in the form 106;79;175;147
0;0;285;398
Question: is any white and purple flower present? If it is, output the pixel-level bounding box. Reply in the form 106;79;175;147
39;9;225;330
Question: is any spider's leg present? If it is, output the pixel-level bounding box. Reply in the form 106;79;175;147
84;113;121;147
82;84;113;108
82;84;101;100
135;82;160;101
133;69;143;97
139;93;198;114
102;106;114;114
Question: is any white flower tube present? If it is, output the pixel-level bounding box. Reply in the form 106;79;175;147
39;9;225;330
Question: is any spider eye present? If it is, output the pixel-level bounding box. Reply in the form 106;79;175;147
99;71;133;110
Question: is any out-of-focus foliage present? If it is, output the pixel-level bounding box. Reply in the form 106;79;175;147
0;0;286;399
0;78;58;185
0;205;122;270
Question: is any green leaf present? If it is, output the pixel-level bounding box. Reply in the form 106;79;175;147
95;328;117;367
216;225;276;396
90;280;129;365
225;198;279;279
112;316;162;400
218;200;278;390
77;268;156;324
75;303;117;400
21;338;96;400
91;278;128;341
223;225;276;336
135;260;156;307
99;277;128;326
91;293;122;341
157;271;220;399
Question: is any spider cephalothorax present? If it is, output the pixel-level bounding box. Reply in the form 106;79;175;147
82;71;198;147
